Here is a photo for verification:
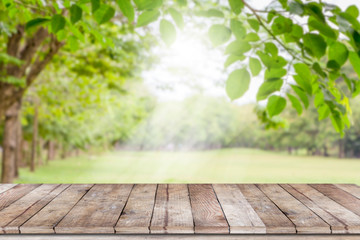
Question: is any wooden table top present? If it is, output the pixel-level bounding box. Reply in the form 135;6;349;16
0;184;360;235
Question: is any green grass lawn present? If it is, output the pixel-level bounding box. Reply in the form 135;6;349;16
15;148;360;184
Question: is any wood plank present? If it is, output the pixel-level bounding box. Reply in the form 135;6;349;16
0;184;40;211
150;184;193;234
335;184;360;199
0;184;60;233
188;184;228;234
257;184;330;234
213;184;265;234
280;184;346;234
3;184;70;234
115;184;157;234
311;184;360;217
238;184;295;234
283;184;360;234
0;184;16;195
20;184;93;234
55;184;133;234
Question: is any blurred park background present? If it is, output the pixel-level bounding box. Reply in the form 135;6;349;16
1;0;360;184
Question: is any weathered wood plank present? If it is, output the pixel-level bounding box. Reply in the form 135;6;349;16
257;184;330;234
284;184;360;233
238;184;295;234
20;184;93;234
0;184;16;195
0;184;60;234
280;184;346;234
213;184;265;234
0;184;40;212
188;184;228;234
311;184;360;217
55;184;133;234
115;184;157;234
3;184;69;234
150;184;193;234
335;184;360;199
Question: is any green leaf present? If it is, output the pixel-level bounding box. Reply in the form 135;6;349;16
91;0;100;13
134;0;162;10
257;52;287;69
271;16;293;35
289;1;304;15
169;8;184;30
248;19;259;32
51;14;66;33
314;90;324;108
160;19;176;46
291;85;309;108
206;9;224;18
328;42;348;66
25;18;50;30
67;36;79;52
267;95;286;117
318;104;330;120
228;0;244;15
346;5;359;18
208;24;231;47
264;68;286;80
70;4;82;24
244;32;259;42
136;10;160;27
264;42;278;56
230;19;246;39
225;40;251;56
226;68;250;100
117;0;135;22
94;5;115;24
330;111;344;133
308;18;337;39
303;33;327;59
257;79;283;101
293;63;313;94
287;93;302;115
249;58;261;76
349;51;360;79
224;55;245;68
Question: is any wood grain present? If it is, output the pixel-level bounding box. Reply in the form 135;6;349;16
238;184;295;234
0;184;16;195
55;184;133;234
213;184;265;233
0;184;40;212
258;184;330;234
335;184;360;199
0;184;60;233
3;184;69;234
281;184;346;234
311;184;360;217
20;184;93;234
150;184;193;234
188;184;228;234
115;184;157;234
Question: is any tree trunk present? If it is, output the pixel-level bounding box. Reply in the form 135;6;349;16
47;140;56;162
37;138;43;166
1;100;21;183
14;115;23;178
30;106;38;172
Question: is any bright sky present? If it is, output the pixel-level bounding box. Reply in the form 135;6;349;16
143;0;360;104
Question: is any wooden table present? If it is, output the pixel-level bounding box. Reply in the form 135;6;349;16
0;184;360;239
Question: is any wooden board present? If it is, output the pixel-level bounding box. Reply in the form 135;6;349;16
20;184;93;234
238;184;296;234
213;184;265;233
150;184;193;234
257;184;330;234
3;184;69;234
188;184;228;234
335;184;360;199
55;184;133;234
0;184;16;195
0;184;40;212
116;184;157;234
311;184;360;217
